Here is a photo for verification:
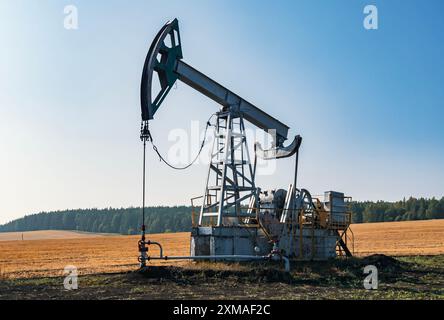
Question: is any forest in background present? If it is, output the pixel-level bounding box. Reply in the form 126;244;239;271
1;197;444;235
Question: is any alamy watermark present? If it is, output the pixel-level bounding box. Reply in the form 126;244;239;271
63;265;78;290
363;5;378;30
162;120;278;176
363;265;378;290
64;5;78;30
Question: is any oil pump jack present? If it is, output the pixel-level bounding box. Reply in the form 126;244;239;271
138;19;353;268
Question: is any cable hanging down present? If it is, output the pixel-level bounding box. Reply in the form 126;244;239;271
140;114;215;171
138;115;214;266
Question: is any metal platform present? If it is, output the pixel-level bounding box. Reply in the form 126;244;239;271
191;226;270;257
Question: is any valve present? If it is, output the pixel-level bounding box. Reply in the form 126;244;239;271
138;239;149;268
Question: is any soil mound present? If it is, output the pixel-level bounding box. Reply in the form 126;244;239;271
361;254;403;271
134;265;293;283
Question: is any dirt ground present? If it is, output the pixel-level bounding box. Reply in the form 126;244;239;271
1;255;443;300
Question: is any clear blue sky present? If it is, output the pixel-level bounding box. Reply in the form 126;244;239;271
1;0;443;224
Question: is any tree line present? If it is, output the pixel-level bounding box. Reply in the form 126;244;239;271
350;196;444;223
0;206;192;235
0;197;443;234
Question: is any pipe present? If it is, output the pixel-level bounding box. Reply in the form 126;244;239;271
140;239;291;271
142;240;163;258
148;255;267;261
282;256;290;272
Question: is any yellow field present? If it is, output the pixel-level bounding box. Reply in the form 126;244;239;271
0;219;443;279
0;232;189;279
352;219;444;256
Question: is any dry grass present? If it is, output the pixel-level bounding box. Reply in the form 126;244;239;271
0;219;443;279
352;219;444;256
0;232;189;279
